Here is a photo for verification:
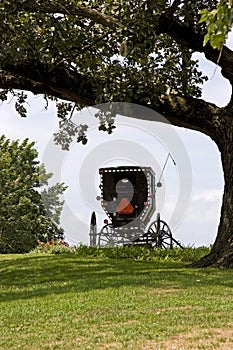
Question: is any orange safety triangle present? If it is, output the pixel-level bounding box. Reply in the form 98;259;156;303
116;197;134;214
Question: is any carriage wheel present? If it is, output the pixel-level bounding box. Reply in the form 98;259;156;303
98;224;145;247
147;216;174;249
98;224;119;247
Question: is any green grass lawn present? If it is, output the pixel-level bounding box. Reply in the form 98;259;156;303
0;253;232;350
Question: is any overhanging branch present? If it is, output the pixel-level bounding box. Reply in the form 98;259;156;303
10;0;120;30
153;93;222;140
157;14;233;84
1;60;96;106
1;57;223;142
0;71;83;104
6;1;233;84
1;65;222;142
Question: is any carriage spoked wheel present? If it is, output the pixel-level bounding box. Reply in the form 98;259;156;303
147;213;182;249
98;224;125;247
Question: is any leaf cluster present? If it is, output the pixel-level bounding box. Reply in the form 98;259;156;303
0;0;228;149
199;0;233;50
0;1;207;102
0;136;67;253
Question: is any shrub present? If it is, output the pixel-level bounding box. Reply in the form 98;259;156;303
30;242;211;263
32;240;72;254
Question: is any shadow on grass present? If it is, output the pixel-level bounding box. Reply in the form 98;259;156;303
0;254;232;303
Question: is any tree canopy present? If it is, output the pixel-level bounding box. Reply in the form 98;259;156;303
0;136;67;253
0;0;233;266
199;0;233;50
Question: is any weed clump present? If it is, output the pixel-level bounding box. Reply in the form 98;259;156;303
31;242;210;263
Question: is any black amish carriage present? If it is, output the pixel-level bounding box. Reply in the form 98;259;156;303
89;166;183;248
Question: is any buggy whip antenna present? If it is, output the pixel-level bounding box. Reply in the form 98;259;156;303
156;153;176;192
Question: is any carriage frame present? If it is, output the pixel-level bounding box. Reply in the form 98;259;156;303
90;166;183;249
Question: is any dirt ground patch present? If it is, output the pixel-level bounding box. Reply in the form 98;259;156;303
143;326;233;350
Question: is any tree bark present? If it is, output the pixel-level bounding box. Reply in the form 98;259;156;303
151;95;233;268
191;108;233;268
1;61;96;106
155;9;233;268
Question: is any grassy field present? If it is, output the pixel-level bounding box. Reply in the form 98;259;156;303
0;252;233;350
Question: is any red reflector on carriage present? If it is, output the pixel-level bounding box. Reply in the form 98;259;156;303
144;201;148;205
116;198;134;214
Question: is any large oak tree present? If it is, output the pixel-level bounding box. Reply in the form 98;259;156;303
0;0;232;266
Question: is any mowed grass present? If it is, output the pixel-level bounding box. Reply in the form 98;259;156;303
0;253;232;350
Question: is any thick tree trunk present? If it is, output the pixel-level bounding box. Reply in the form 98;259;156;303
192;114;233;268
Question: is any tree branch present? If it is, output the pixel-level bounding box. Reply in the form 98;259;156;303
166;0;183;16
1;64;222;141
157;14;233;84
1;61;96;105
11;0;120;30
122;92;222;140
7;1;233;84
0;2;230;142
155;94;222;140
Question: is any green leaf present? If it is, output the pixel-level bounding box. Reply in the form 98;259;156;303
203;34;210;47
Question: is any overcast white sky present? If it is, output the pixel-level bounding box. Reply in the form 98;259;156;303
1;33;232;247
